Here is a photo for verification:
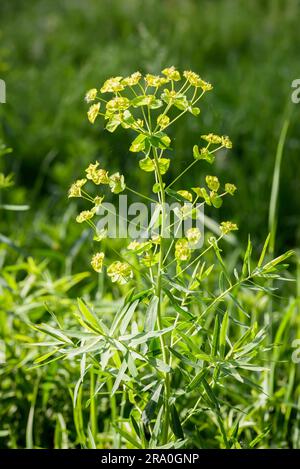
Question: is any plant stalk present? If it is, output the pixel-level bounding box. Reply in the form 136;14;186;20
153;147;171;444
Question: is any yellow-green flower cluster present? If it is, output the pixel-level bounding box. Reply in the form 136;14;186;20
85;67;214;137
183;71;213;90
107;261;133;284
162;66;181;81
220;221;238;235
206;175;220;192
186;227;202;245
221;136;232;149
145;74;169;88
85;88;98;103
87;103;101;124
106;97;130;113
68;178;87;198
93;195;104;206
109;172;125;194
122;72;142;86
177;190;193;202
225;183;237;195
201;134;232;148
91;252;105;273
0;172;14;189
127;240;151;254
76;208;96;224
142;252;160;267
100;76;124;93
175;238;191;262
78;67;236;285
157;114;170;129
85;162;109;185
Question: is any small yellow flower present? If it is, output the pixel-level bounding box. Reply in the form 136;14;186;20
206;176;220;192
183;71;213;91
177;190;193;202
161;88;178;103
85;162;109;185
220;221;238;235
132;118;144;130
109;172;125;194
183;70;202;87
175;238;191;262
162;66;181;81
100;76;124;93
122;71;142;86
85;88;98;103
186;227;202;245
201;133;222;145
221;135;232;149
157;114;170;129
200;79;213;91
87;102;100;124
106;96;130;113
127;240;141;251
225;183;237;195
95;169;109;185
142;252;160;267
91;252;105;273
68;178;87;198
93;195;104;206
174;203;194;220
76;209;95;224
127;240;151;255
0;173;14;189
145;74;169;87
151;234;161;245
202;134;231;148
107;261;133;284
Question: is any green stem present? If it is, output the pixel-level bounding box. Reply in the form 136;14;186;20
107;377;119;448
89;366;97;442
166;159;197;190
126;185;157;203
166;144;223;190
153;147;170;444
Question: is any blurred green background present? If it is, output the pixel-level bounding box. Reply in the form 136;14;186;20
0;0;299;258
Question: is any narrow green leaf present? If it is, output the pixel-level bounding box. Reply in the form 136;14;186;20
258;233;271;267
242;236;252;278
170;404;184;440
187;368;208;391
212;315;220;357
114;426;142;449
144;295;159;332
220;311;229;359
77;298;102;333
120;299;139;334
111;359;128;396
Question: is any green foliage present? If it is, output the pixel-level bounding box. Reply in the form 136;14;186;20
6;68;291;449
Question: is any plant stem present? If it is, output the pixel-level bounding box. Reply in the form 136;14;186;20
89;366;97;442
126;185;157;203
153;146;170;444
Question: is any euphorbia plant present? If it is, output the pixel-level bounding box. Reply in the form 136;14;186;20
42;67;292;448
